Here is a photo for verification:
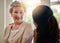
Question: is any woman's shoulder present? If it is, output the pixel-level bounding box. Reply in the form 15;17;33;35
5;23;13;30
4;23;13;34
23;22;34;37
9;23;13;25
23;21;33;31
23;21;31;26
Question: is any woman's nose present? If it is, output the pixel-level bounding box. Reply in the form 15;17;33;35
16;13;21;17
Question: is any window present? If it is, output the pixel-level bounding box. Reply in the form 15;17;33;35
51;0;58;2
50;0;60;5
50;0;60;29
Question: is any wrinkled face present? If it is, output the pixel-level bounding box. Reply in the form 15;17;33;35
11;7;25;23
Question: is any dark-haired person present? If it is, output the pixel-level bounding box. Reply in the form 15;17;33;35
32;5;59;43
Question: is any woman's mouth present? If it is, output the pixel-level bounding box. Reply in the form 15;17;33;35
15;16;20;20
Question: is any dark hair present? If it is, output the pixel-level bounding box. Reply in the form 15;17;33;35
32;5;59;43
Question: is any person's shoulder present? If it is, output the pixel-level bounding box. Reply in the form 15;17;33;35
4;23;13;33
24;22;34;37
23;21;31;26
9;23;13;25
23;21;33;30
5;23;13;29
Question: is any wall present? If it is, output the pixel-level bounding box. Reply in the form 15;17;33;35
0;0;4;43
5;0;12;27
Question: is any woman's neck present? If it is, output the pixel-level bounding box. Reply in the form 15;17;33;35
11;21;23;30
14;22;21;25
14;21;23;26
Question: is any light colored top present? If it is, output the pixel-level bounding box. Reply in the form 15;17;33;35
3;22;34;43
8;29;19;43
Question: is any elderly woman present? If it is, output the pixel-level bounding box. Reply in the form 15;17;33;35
3;1;33;43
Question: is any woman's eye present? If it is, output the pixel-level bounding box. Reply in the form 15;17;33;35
20;12;23;14
14;11;18;13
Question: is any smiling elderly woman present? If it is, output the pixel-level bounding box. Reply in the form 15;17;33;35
3;1;33;43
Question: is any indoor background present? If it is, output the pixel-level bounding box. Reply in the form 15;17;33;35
0;0;60;43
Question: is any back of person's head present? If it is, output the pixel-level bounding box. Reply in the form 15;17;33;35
32;5;59;43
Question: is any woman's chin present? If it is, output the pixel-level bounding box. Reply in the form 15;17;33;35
16;20;23;23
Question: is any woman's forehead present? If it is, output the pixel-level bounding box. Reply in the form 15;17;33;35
13;7;24;11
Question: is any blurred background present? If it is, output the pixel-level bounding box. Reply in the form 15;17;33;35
0;0;60;43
